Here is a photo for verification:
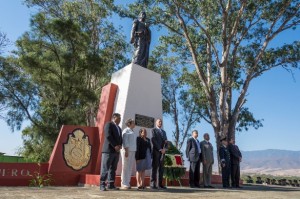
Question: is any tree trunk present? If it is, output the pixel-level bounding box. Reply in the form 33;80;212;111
86;106;96;127
213;125;222;174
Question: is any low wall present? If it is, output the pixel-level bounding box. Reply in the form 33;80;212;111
0;163;48;186
0;162;224;187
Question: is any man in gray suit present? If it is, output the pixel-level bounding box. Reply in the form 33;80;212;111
200;133;214;188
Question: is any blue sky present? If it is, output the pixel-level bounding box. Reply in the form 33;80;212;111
0;1;300;155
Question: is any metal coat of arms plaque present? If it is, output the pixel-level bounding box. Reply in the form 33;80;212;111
63;129;91;170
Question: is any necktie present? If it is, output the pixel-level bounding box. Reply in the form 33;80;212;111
159;128;163;137
196;139;200;153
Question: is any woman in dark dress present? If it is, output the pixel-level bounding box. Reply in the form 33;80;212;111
135;128;152;190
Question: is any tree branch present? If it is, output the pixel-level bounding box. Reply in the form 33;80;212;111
252;0;294;71
174;1;221;67
0;73;40;128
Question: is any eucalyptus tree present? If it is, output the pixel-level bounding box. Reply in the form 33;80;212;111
117;0;300;161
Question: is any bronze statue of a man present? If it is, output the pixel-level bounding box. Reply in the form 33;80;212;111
130;11;151;68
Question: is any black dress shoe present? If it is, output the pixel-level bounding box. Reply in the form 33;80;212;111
159;186;167;189
150;186;158;189
189;185;196;188
100;187;107;191
204;186;210;188
107;186;119;190
208;185;215;188
195;185;201;188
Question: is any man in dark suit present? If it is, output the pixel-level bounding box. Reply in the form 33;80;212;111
100;113;122;191
186;130;201;188
228;138;242;188
151;118;168;189
219;137;231;188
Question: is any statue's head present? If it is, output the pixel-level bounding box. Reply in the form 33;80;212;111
139;11;146;21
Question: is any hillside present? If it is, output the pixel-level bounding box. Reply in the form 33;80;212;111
240;149;300;176
184;149;300;176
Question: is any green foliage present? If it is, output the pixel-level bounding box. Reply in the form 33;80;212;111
29;163;53;187
164;167;186;182
166;141;182;155
0;31;9;54
164;142;182;167
164;155;173;167
241;174;300;184
236;107;264;132
1;0;129;162
29;172;53;187
163;142;186;183
0;57;39;131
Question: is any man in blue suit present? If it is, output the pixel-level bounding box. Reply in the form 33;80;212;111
219;137;231;188
186;130;201;188
100;113;122;191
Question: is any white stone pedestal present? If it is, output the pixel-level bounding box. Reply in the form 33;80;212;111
111;63;163;176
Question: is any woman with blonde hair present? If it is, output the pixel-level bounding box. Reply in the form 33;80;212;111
135;128;152;190
120;118;136;189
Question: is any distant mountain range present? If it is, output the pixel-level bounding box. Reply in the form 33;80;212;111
240;149;300;176
184;149;300;176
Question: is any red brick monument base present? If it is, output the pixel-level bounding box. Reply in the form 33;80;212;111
0;83;118;186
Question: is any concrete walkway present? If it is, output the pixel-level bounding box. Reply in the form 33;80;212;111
0;185;299;199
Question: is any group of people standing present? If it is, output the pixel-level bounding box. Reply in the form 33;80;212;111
99;113;242;191
99;113;168;191
186;130;242;189
219;137;243;188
